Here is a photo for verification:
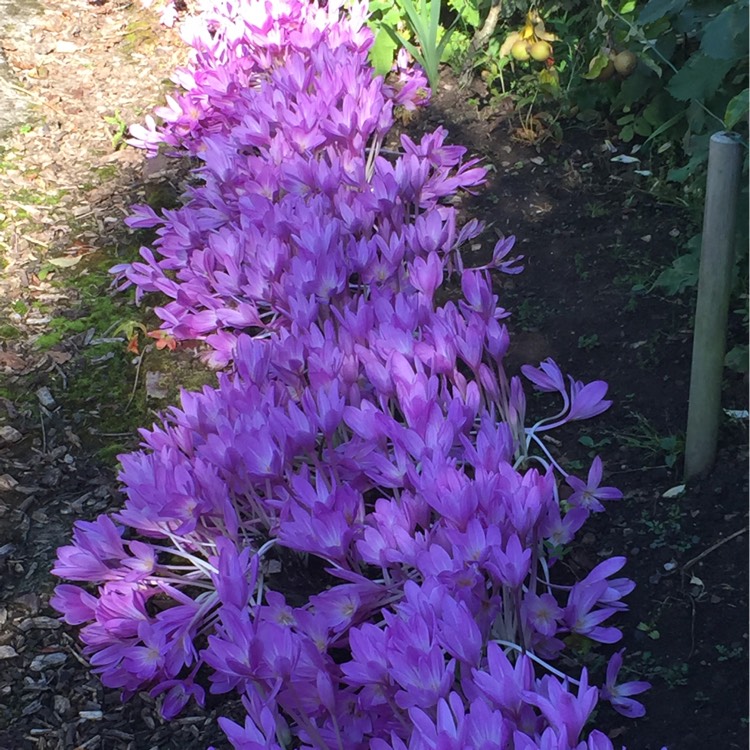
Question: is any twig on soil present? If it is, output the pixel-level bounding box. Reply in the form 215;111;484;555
52;362;69;389
90;430;136;437
687;590;697;658
62;631;90;668
73;734;102;750
125;351;145;410
39;408;47;454
18;494;36;513
21;235;50;248
610;464;671;474
681;527;748;571
5;80;68;119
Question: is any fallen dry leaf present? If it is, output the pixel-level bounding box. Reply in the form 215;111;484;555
145;371;168;399
0;350;26;371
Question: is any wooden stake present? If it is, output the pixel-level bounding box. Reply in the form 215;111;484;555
684;131;744;481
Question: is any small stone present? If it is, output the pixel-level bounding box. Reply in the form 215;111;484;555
79;710;103;721
142;152;172;181
0;645;18;659
54;41;79;54
14;593;39;613
22;699;43;716
19;616;61;632
0;474;18;491
30;652;67;671
36;387;55;408
54;695;71;715
0;426;22;444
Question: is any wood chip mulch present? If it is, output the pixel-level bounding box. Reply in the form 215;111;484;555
0;2;235;747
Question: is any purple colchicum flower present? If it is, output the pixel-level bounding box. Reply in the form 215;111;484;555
50;1;653;748
601;649;651;718
566;456;623;513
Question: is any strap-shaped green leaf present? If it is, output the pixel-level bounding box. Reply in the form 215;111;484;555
724;89;749;129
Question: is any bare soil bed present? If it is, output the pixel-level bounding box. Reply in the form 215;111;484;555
0;2;747;749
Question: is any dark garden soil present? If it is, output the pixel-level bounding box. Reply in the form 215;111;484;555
0;4;747;748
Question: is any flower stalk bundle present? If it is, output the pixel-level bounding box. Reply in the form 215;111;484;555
53;1;650;748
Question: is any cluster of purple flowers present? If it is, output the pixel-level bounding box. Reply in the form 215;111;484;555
53;1;651;748
111;0;462;368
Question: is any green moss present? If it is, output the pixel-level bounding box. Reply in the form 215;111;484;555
94;164;120;182
10;299;29;316
10;187;67;206
0;323;22;339
34;331;64;349
64;352;147;438
148;348;220;404
144;181;182;212
0;146;12;172
95;443;129;464
121;17;160;57
33;291;129;349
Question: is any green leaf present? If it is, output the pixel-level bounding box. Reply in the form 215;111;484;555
620;124;635;142
642;95;672;126
370;28;398;76
724;89;749;129
634;118;653;137
620;0;636;12
638;51;663;78
429;0;441;47
642;110;684;146
392;0;448;87
667;164;690;183
654;252;700;295
700;1;749;61
582;53;611;80
685;98;707;134
369;0;396;11
399;0;430;42
47;255;83;268
673;1;727;35
382;23;428;74
447;0;479;28
436;25;457;62
638;0;687;25
667;55;733;102
725;345;749;374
